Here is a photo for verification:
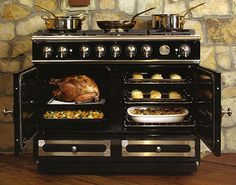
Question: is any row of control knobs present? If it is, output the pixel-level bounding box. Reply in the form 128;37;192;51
42;44;191;59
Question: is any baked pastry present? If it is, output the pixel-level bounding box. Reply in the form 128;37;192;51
150;90;162;99
170;73;182;80
200;75;211;80
131;89;143;99
151;73;163;79
169;91;182;99
132;73;143;79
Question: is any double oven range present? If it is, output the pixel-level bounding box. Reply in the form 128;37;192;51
13;29;229;174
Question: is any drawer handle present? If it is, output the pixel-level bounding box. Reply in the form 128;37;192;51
156;146;161;153
71;146;77;152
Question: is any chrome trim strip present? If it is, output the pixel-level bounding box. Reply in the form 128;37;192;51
121;140;195;157
32;35;201;41
38;140;111;157
32;59;200;63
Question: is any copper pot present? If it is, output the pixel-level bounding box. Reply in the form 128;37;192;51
36;4;86;31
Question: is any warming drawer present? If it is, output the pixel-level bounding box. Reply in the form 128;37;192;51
38;140;111;157
122;140;195;157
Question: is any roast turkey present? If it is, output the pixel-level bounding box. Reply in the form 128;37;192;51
49;75;100;103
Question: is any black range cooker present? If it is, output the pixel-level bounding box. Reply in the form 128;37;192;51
12;29;232;174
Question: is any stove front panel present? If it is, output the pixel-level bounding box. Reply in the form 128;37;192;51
32;35;200;64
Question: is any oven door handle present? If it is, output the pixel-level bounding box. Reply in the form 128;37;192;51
221;108;232;117
3;108;13;116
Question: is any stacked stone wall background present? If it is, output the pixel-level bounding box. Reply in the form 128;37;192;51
0;0;236;153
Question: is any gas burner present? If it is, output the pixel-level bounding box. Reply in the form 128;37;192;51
84;29;148;35
148;29;195;35
36;30;85;36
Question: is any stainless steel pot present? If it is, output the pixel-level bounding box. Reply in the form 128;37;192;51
152;14;184;30
41;15;86;30
152;2;205;30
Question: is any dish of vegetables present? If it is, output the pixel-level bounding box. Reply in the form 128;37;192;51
44;110;104;119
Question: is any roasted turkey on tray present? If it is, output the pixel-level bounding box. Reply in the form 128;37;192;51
49;75;100;103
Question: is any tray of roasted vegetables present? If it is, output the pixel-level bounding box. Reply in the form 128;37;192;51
43;110;104;120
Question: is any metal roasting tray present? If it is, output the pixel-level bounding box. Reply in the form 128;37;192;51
47;98;106;105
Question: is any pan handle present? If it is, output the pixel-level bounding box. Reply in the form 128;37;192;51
130;7;156;22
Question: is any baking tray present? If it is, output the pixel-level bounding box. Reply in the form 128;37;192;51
127;106;189;123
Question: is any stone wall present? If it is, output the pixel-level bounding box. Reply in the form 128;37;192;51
0;0;236;153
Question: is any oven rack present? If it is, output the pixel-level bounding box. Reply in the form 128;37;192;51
124;116;195;128
124;91;192;104
124;78;190;85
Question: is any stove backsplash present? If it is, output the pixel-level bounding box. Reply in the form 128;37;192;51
0;0;235;153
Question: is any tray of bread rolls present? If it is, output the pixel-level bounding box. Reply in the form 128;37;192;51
125;72;189;84
125;89;191;104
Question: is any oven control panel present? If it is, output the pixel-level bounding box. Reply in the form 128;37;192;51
33;39;200;64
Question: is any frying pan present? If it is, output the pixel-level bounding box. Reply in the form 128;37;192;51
97;7;155;31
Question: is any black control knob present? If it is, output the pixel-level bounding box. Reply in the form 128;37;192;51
57;45;68;59
126;44;137;58
95;45;106;58
42;46;53;58
80;45;90;58
179;44;191;57
111;45;121;58
141;45;152;58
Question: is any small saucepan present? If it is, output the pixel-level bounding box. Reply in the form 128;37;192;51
36;4;86;31
97;7;155;31
152;2;205;30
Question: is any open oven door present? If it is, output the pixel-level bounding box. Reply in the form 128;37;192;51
193;66;221;156
14;67;47;155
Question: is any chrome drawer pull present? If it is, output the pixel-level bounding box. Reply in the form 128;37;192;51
71;146;77;152
156;146;161;153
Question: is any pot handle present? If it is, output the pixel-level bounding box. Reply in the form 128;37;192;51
81;16;86;23
181;2;205;17
41;15;49;21
41;15;52;25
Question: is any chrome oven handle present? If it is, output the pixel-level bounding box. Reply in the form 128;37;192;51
221;108;232;117
3;108;13;116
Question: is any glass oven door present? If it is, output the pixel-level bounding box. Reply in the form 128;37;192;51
193;66;221;156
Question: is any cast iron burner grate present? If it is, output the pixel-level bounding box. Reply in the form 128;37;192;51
36;30;85;36
148;29;195;35
84;29;148;35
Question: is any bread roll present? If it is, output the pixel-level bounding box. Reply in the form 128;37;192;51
150;90;162;99
132;73;143;79
169;91;182;99
131;90;143;99
151;73;163;79
170;73;182;80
